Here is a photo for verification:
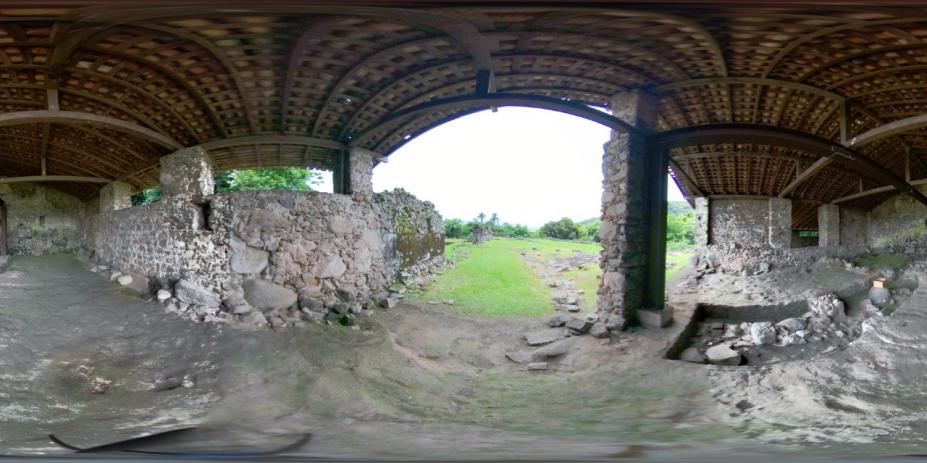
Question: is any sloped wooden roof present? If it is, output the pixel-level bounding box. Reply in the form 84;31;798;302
2;2;927;221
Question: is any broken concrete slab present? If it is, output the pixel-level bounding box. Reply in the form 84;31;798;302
174;279;221;308
589;322;609;338
565;318;593;334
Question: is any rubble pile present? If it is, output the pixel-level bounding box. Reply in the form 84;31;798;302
679;290;901;366
506;313;609;370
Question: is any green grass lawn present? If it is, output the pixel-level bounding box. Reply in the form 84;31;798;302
425;237;695;318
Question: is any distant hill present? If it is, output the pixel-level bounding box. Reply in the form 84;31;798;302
578;217;600;226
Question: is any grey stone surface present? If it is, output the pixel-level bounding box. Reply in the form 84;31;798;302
230;236;268;274
869;286;891;306
244;279;297;312
589;322;609;338
566;318;593;334
98;181;132;213
175;279;221;308
0;183;81;256
750;322;777;346
159;147;214;200
818;204;840;248
679;347;706;364
705;344;741;366
768;198;791;249
524;328;566;346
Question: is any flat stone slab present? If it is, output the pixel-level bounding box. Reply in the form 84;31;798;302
523;328;566;346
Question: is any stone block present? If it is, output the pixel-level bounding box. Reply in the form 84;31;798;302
638;306;673;329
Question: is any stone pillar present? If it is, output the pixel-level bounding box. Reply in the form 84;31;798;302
598;90;669;330
98;181;132;213
694;197;710;248
818;204;840;247
347;147;376;203
159;146;214;200
767;197;791;249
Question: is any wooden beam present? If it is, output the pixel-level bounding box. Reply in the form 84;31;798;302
40;123;50;176
199;135;344;152
849;113;927;147
778;157;833;198
833;185;897;204
839;99;850;145
668;158;704;197
0;110;182;150
0;175;112;185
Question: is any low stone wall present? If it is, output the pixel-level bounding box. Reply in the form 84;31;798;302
78;187;443;328
0;183;82;256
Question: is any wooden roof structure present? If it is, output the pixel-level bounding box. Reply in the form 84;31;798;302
2;2;927;226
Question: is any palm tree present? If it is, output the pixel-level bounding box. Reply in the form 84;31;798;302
490;213;499;226
477;212;486;224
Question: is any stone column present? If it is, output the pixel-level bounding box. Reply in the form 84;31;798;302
767;197;791;249
694;197;710;248
347;147;376;203
159;146;214;200
818;204;840;247
98;181;132;213
598;89;669;330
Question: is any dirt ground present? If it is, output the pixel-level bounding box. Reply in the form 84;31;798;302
2;254;927;458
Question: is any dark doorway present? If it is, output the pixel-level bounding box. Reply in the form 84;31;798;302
0;199;6;255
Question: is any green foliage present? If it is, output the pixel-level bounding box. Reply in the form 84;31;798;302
217;167;321;193
539;217;581;240
130;168;321;207
443;218;469;239
131;187;162;206
666;200;695;250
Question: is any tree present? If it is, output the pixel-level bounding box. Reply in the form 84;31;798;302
477;212;486;224
224;167;322;192
539;217;581;240
444;218;467;239
131;187;161;206
490;212;499;226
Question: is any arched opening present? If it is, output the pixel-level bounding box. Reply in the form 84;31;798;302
373;107;691;321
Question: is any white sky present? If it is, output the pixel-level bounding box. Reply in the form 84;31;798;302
357;107;685;228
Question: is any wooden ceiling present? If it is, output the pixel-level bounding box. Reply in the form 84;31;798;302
1;2;927;221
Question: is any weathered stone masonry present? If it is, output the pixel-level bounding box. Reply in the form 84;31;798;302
0;183;82;256
75;147;443;324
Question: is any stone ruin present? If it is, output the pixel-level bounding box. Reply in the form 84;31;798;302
0;147;444;330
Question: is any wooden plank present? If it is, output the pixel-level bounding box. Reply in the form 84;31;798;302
849;113;927;147
778;157;833;198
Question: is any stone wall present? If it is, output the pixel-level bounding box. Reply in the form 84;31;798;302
840;208;869;248
375;188;444;283
0;183;82;255
868;188;927;252
709;198;770;247
78;185;442;326
80;197;227;295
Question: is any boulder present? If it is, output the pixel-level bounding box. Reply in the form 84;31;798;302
679;347;706;364
750;322;777;346
319;256;347;279
524;328;566;346
174;280;221;308
243;279;297;312
229;236;269;274
705;344;742;366
546;314;572;328
156;289;172;303
868;286;891;306
527;362;548;371
589;322;609;338
117;274;133;286
775;318;805;333
530;337;576;360
566;318;593;334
